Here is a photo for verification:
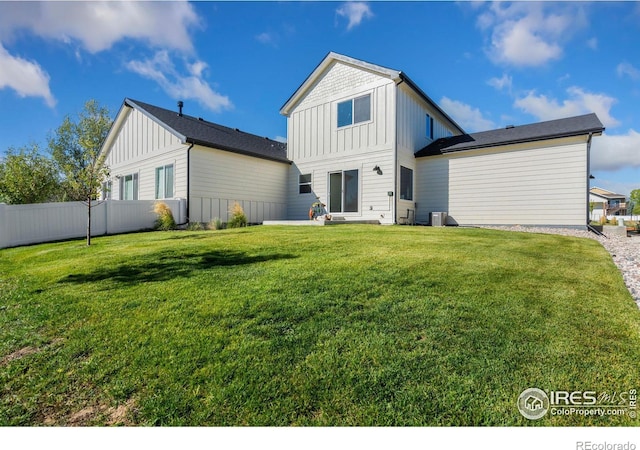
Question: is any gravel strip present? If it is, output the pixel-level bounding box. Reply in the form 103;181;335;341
480;226;640;309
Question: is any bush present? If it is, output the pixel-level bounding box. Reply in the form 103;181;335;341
186;222;204;231
208;217;224;230
153;202;176;231
227;202;247;229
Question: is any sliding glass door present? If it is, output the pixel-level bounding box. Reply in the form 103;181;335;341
329;170;358;213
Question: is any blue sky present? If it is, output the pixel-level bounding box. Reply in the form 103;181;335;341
0;1;639;197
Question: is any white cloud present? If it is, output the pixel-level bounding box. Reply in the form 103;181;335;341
617;62;640;81
514;86;619;128
126;51;232;113
0;43;55;107
591;130;640;171
274;136;287;144
487;73;512;93
586;37;598;50
256;32;276;46
478;2;586;67
336;2;374;31
440;97;496;133
0;1;200;54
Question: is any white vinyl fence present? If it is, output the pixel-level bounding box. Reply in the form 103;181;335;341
0;199;186;249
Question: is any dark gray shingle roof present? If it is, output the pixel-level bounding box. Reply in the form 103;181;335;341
415;113;604;157
125;98;289;164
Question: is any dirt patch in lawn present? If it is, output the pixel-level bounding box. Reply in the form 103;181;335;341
0;346;40;366
61;398;137;426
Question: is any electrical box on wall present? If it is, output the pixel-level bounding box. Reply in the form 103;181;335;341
387;191;394;197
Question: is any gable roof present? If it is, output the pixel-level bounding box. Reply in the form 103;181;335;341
590;187;626;200
279;52;465;134
415;113;604;157
105;98;289;164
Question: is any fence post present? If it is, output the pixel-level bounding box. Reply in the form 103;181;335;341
0;203;7;249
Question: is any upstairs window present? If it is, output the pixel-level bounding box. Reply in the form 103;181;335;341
337;94;371;128
426;114;434;139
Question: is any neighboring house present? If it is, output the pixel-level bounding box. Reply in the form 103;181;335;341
101;52;605;228
100;99;289;224
281;52;604;227
589;187;628;218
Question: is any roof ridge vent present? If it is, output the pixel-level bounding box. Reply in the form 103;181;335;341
506;124;515;129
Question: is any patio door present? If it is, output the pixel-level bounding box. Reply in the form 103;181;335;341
329;170;358;213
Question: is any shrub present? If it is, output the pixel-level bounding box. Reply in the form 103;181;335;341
208;217;224;230
227;202;247;229
186;222;204;231
153;201;176;231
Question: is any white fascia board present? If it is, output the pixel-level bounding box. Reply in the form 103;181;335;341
280;52;401;117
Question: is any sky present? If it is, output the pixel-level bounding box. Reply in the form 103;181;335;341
0;1;639;197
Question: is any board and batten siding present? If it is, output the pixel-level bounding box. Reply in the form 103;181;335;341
103;107;188;202
285;61;397;222
395;85;459;223
416;138;589;227
287;149;395;223
189;146;288;224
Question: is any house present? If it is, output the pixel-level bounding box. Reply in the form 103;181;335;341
281;52;604;227
100;98;290;224
589;187;627;219
100;52;605;228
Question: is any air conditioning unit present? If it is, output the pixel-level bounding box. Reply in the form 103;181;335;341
430;212;447;227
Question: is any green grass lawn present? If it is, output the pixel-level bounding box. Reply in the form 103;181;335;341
1;225;639;426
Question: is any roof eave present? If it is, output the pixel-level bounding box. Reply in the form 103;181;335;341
397;73;466;135
280;52;401;117
416;126;604;158
187;138;291;165
125;98;188;144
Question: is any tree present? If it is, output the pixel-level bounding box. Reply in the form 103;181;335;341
48;100;112;245
630;189;640;215
0;144;60;204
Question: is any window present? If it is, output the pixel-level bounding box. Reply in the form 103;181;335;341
299;173;312;194
400;166;413;201
120;173;138;200
155;164;174;199
329;170;359;213
426;114;434;139
101;180;112;201
337;94;371;128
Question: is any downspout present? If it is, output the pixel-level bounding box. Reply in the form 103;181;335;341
185;140;194;225
393;79;404;225
586;132;593;227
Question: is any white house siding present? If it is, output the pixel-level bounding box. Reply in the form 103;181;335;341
103;108;188;201
189;146;288;224
287;149;395;223
416;138;589;227
285;61;397;223
395;85;459;223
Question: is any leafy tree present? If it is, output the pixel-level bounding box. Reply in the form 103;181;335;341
48;99;112;245
0;144;60;204
630;189;640;215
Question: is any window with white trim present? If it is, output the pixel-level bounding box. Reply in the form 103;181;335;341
337;94;371;128
101;180;112;201
120;173;138;200
426;114;434;139
155;164;174;199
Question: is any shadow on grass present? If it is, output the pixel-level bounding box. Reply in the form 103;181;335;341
59;249;298;286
